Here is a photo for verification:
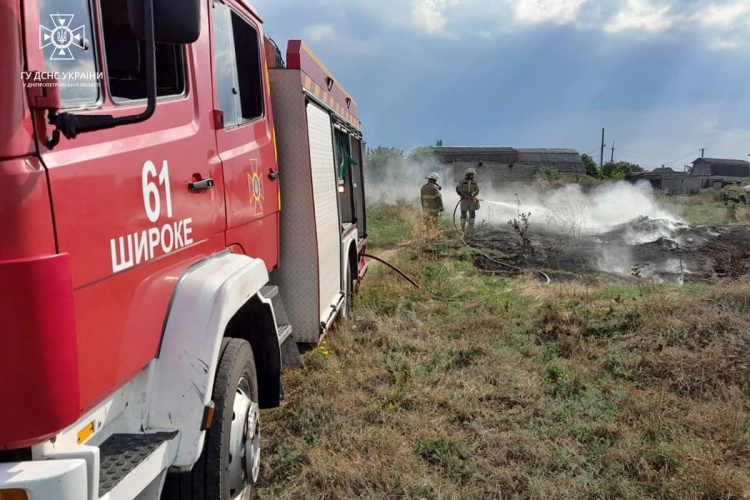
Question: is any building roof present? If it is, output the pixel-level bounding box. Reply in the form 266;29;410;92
433;147;517;163
433;147;583;172
692;158;750;166
631;171;690;179
516;148;582;166
691;158;750;177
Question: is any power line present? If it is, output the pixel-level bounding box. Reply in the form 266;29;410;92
668;149;704;165
617;150;676;161
617;148;703;164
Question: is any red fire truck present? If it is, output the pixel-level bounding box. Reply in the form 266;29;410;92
0;0;368;498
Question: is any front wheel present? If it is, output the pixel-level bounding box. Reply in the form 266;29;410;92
162;338;260;500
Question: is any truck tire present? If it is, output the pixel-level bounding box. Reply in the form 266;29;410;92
162;338;260;500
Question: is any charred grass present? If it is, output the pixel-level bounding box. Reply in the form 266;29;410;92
254;205;750;499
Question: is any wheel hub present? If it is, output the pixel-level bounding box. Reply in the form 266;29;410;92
227;379;260;499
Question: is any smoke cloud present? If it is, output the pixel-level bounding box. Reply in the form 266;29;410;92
366;156;682;236
475;182;682;235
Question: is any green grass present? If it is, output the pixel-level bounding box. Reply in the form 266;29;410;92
365;199;418;250
661;191;750;227
254;202;750;499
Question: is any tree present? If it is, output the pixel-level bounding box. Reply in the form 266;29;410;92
602;161;643;179
365;146;406;183
581;154;600;177
407;146;438;168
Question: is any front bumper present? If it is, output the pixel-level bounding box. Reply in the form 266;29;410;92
0;459;87;500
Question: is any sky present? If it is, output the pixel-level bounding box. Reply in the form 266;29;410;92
252;0;750;170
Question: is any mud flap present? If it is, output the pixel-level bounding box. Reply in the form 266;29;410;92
280;335;303;368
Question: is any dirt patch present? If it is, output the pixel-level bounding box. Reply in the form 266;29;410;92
700;228;750;278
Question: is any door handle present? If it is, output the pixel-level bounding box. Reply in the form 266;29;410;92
268;171;280;180
188;179;215;191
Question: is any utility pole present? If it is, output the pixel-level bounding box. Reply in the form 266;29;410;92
600;128;606;170
610;142;615;164
701;148;705;158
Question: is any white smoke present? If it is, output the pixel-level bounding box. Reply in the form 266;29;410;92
366;157;697;280
367;157;682;236
366;156;451;205
472;181;683;235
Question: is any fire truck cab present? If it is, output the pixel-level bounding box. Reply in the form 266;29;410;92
0;0;367;498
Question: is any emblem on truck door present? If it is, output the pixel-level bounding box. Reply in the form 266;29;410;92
40;14;86;61
248;159;264;216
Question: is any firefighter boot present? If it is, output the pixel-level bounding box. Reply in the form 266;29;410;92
460;218;467;232
468;218;476;236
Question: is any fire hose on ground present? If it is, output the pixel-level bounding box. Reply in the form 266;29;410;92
362;253;458;301
360;200;550;299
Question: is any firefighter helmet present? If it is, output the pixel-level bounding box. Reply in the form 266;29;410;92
427;172;440;181
466;168;477;176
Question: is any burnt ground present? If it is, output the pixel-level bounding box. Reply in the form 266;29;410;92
440;217;750;283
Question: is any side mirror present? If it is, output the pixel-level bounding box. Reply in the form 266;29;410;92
128;0;201;44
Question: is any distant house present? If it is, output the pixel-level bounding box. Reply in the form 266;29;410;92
692;158;750;178
628;157;750;195
433;147;584;186
629;170;699;194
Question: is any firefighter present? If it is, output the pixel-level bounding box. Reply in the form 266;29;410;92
421;172;444;234
725;181;747;221
456;167;481;233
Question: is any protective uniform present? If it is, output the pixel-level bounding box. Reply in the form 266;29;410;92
725;182;747;221
456;168;480;232
726;185;746;204
421;173;444;234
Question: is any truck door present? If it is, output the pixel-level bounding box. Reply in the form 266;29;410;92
23;0;225;410
211;1;280;269
306;101;343;323
350;137;367;238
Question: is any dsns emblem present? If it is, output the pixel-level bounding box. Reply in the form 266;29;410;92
247;160;264;217
40;14;86;61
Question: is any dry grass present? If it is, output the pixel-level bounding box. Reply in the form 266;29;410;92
254;204;750;500
661;191;750;227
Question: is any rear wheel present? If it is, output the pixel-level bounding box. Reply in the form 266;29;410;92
341;261;354;319
162;339;260;500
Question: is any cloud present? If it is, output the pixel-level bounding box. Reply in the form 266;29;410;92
707;39;743;51
605;0;672;33
410;0;449;34
304;23;336;43
512;0;587;26
696;2;750;28
322;0;750;49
